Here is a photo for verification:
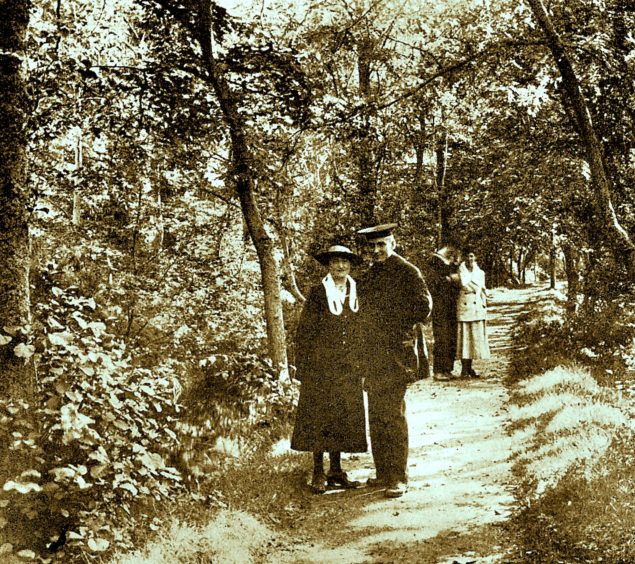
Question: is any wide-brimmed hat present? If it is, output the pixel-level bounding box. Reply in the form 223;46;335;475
314;244;362;266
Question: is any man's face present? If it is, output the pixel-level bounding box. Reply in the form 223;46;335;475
367;235;395;262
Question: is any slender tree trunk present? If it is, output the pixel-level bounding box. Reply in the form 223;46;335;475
563;242;581;313
196;1;288;376
356;36;377;224
435;130;450;246
280;234;305;304
414;114;426;190
508;247;518;285
72;134;82;226
527;0;635;273
548;226;557;289
0;0;35;399
549;246;556;290
412;111;431;236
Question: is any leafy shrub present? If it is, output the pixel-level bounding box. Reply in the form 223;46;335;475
509;288;635;387
0;280;182;561
510;365;629;497
509;315;569;381
111;509;281;564
174;353;298;484
507;292;635;563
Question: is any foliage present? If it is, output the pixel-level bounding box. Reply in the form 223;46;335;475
508;431;635;563
174;352;298;487
3;0;635;557
109;448;308;562
509;364;629;497
0;272;182;559
509;283;635;385
111;508;282;564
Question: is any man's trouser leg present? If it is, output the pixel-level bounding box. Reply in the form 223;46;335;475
432;316;455;373
367;379;408;484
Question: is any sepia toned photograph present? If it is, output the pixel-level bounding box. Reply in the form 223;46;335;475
1;0;634;561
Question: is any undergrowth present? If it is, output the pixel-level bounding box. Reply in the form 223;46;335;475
108;445;312;563
506;287;635;563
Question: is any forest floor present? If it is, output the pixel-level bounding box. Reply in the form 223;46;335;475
207;286;547;564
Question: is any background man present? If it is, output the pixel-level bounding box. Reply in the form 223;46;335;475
425;245;461;381
357;223;432;498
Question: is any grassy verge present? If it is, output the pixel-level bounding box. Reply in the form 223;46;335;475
107;434;316;563
505;291;635;562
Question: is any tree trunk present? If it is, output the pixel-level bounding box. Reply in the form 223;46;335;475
509;248;514;282
356;36;377;224
412;111;430;236
549;245;556;290
435;130;450;246
414;114;426;190
527;0;635;273
0;0;35;400
195;1;288;376
72;134;82;226
562;242;581;313
280;233;305;304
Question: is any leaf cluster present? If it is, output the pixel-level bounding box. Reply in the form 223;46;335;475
0;268;182;560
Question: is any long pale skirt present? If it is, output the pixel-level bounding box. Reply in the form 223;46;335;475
457;320;490;359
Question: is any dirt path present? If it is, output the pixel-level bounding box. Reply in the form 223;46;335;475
252;287;545;563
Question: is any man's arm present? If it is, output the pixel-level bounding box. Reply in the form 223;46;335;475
406;265;432;324
415;271;433;322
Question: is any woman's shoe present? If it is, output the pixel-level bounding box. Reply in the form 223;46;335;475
310;472;327;494
433;372;451;382
469;368;480;378
326;470;361;489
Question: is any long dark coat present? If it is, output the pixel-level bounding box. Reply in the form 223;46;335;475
290;281;367;453
356;253;431;484
424;255;460;373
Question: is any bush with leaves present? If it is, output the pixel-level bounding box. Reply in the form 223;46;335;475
509;285;635;388
174;352;298;485
0;270;182;560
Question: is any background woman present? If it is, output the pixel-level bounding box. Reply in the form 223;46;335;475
290;244;367;493
456;250;490;378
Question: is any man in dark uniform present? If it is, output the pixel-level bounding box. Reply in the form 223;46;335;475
357;223;432;498
425;245;461;381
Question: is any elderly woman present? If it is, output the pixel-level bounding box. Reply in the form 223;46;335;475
291;244;367;494
456;250;490;378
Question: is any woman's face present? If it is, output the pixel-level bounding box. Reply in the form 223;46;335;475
466;252;476;268
329;256;351;282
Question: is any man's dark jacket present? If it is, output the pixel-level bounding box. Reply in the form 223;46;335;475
358;253;431;376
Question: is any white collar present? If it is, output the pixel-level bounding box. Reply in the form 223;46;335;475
322;273;359;315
